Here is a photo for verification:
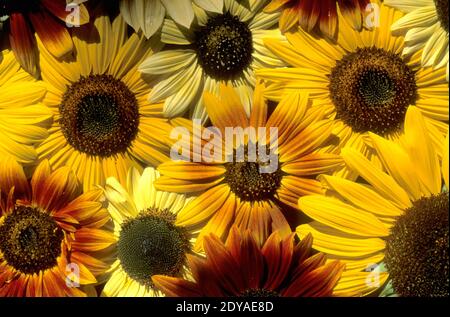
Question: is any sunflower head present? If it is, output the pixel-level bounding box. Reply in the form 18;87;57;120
385;192;449;297
329;47;417;135
117;208;190;288
0;205;63;275
152;228;345;297
60;74;140;157
195;12;253;80
0;158;114;296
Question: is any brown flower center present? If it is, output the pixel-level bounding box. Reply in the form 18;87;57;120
0;206;63;274
239;288;280;297
435;0;449;33
60;74;140;157
195;12;253;80
224;144;282;202
385;192;449;297
329;47;417;135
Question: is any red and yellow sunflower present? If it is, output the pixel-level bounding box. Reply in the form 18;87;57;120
0;158;114;296
0;0;89;77
153;227;345;297
264;0;371;38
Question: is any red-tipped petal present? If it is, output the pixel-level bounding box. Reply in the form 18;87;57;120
29;9;73;58
152;275;202;297
9;13;39;77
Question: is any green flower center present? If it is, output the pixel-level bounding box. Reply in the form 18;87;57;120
239;288;280;297
117;208;190;287
0;206;63;274
385;192;449;297
195;12;253;80
60;74;140;157
329;47;417;135
434;0;449;33
224;145;282;202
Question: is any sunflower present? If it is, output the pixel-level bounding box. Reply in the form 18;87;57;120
101;167;196;297
138;0;286;123
385;0;449;81
155;83;342;250
0;158;115;297
257;1;449;166
153;227;345;297
36;14;173;192
0;49;52;168
264;0;370;38
0;0;89;77
120;0;224;38
297;107;449;297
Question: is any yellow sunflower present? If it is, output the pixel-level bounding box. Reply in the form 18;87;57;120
385;0;449;81
101;167;196;297
0;49;52;168
297;107;449;297
0;158;115;297
138;0;286;123
36;13;173;192
155;83;342;250
257;1;448;166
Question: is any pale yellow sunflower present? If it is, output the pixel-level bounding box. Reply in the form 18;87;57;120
385;0;449;81
138;0;286;123
101;167;196;297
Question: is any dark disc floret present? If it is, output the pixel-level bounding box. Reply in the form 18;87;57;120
60;74;140;157
224;144;282;202
0;206;64;274
385;192;449;297
434;0;449;33
239;288;280;297
329;47;417;135
117;208;190;288
195;12;253;80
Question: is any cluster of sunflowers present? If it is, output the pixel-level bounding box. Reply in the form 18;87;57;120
0;0;448;298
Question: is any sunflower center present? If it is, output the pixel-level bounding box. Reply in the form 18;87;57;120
224;145;282;202
0;206;63;274
329;47;417;135
0;0;40;15
385;192;449;297
195;12;253;80
60;74;140;157
435;0;449;32
239;288;280;297
117;208;190;287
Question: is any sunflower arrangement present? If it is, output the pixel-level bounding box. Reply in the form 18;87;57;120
0;0;448;299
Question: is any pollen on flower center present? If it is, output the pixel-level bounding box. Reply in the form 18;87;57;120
195;12;253;80
385;192;449;297
0;206;64;274
224;145;282;202
60;74;140;157
117;208;190;288
329;47;417;135
434;0;449;33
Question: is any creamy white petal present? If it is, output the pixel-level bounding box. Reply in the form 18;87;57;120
161;0;195;28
